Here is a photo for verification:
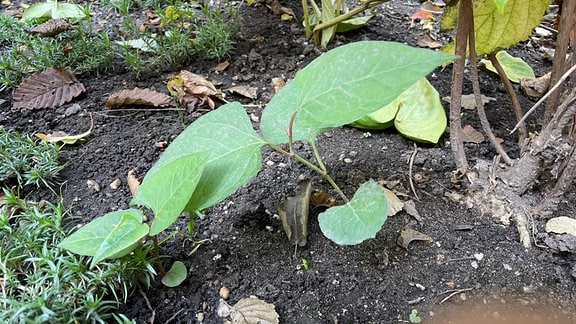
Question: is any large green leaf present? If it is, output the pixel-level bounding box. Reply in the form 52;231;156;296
149;102;265;213
131;152;208;236
58;209;145;256
394;78;446;143
90;213;149;268
349;78;446;143
318;180;387;245
260;41;457;144
480;50;535;83
441;0;550;56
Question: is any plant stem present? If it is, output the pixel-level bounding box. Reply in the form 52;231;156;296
267;142;350;203
312;0;389;32
151;236;166;276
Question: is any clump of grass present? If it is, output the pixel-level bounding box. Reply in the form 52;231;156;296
0;190;155;323
0;128;61;188
0;13;114;89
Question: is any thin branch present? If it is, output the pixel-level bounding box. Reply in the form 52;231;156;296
488;51;526;149
408;142;420;202
312;0;389;32
511;63;576;134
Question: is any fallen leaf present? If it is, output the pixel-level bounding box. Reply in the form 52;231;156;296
416;32;442;49
127;169;140;197
278;179;312;247
443;94;496;110
419;0;443;13
462;124;484;143
268;0;295;20
105;87;172;108
230;297;279;324
28;18;72;37
12;67;85;110
410;10;434;21
480;51;535;83
271;77;285;93
382;187;403;216
545;216;576;236
36;114;93;144
226;85;258;100
310;191;339;207
397;227;433;249
167;71;221;111
520;72;550;99
213;60;230;72
403;200;423;222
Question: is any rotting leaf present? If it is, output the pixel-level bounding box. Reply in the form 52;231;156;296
403;200;423;222
12;67;85;110
520;72;550;99
268;0;295;20
462;124;484;144
167;71;222;111
382;187;403;216
226;85;258;100
213;60;230;72
229;297;279;324
27;18;72;37
397;227;433;249
105;87;172;108
416;31;442;49
278;179;312;247
310;191;339;208
36;115;93;144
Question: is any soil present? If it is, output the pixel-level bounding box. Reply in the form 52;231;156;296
1;1;576;323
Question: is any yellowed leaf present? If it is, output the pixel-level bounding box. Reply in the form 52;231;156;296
35;115;92;144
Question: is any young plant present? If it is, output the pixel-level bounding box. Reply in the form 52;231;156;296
59;41;456;280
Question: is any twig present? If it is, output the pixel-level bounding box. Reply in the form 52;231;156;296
438;287;474;304
139;288;156;323
312;0;389;32
511;63;576;134
165;308;188;324
439;256;475;265
408;142;420;202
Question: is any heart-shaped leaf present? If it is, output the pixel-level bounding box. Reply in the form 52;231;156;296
318;180;387;245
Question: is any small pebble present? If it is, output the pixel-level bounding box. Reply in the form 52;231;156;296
86;179;100;192
196;312;205;322
64;104;81;116
266;160;274;167
219;286;230;300
110;178;121;190
343;157;353;163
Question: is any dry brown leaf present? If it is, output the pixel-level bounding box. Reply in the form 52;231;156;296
383;187;403;216
268;0;295;19
403;200;423;222
105;87;172;108
213;60;230;72
271;77;285;93
397;227;433;249
462;124;484;143
278;180;312;247
127;169;140;197
416;32;442;49
443;94;496;110
520;72;550;99
419;0;443;13
28;19;72;37
230;297;279;324
168;71;221;111
310;191;339;208
12;67;85;110
226;85;258;100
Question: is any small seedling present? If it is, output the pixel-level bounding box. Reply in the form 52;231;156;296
409;309;422;324
296;258;309;271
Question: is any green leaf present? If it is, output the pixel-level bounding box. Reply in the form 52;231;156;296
319;0;337;48
22;1;86;20
336;15;374;33
480;50;535;83
150;102;265;213
441;0;549;56
58;209;145;256
90;213;149;268
260;41;457;144
350;78;446;143
318;180;387;245
162;261;187;287
393;78;446;143
492;0;508;14
131;152;208;236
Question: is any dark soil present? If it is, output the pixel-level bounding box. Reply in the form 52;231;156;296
1;1;576;323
